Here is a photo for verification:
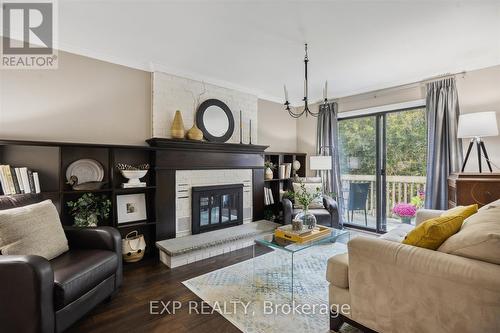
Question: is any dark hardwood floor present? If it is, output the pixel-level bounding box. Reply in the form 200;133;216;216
69;246;267;333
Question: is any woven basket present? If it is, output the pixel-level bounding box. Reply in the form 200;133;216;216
122;230;146;263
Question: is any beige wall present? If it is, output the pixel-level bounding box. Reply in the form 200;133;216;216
0;50;152;145
456;66;500;172
258;99;297;152
297;64;500;175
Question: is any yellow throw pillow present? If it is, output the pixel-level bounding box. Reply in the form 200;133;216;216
403;215;464;250
441;204;478;220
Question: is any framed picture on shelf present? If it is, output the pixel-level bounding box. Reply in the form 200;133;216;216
116;193;147;224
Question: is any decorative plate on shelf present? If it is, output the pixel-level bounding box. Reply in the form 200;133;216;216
66;159;104;184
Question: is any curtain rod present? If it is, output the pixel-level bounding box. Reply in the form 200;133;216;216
329;70;466;103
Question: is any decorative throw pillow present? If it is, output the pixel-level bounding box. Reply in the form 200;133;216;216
402;215;464;250
292;182;323;209
441;204;478;220
438;206;500;264
0;200;69;260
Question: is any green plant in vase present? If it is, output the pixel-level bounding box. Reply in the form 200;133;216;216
286;182;322;229
67;193;111;227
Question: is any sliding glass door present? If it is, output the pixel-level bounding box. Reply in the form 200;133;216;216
338;116;378;230
338;107;427;233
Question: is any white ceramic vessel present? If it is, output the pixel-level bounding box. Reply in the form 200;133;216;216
120;170;148;185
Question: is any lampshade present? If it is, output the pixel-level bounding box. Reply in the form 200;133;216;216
310;156;332;170
457;111;499;138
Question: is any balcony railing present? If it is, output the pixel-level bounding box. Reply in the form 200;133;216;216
341;174;426;218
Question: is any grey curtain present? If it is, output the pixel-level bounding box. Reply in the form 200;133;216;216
425;78;463;210
317;102;344;226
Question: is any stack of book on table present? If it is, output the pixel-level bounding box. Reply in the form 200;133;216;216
0;165;41;195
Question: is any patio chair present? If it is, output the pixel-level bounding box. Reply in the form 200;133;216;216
347;182;370;225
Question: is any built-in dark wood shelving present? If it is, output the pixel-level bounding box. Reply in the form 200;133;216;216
113;186;157;194
264;152;307;223
0;137;274;259
0;139;158;262
62;189;112;194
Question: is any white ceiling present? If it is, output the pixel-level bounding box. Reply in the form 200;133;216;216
54;1;500;103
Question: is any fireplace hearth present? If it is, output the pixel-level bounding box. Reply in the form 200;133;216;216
191;184;244;234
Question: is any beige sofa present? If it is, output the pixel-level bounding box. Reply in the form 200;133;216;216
327;205;500;333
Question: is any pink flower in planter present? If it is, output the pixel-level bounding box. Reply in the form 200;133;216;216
393;203;417;217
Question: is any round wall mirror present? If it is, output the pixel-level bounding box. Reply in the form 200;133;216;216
196;99;234;142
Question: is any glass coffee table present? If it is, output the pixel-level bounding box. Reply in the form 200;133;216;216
252;228;349;302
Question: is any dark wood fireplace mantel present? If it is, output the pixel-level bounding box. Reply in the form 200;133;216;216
149;138;268;240
146;138;268;154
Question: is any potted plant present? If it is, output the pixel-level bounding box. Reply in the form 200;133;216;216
392;203;417;224
67;193;112;227
264;161;275;180
286;182;322;229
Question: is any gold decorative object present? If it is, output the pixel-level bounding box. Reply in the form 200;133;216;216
187;123;203;141
171;110;185;139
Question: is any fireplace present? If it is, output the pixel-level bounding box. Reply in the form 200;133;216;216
191;184;244;234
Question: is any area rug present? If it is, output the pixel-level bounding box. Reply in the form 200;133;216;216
183;242;361;333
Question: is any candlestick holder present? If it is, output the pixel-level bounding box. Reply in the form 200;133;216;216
239;110;243;144
249;119;252;145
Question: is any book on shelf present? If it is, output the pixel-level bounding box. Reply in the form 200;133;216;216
264;187;274;205
0;166;8;194
15;168;25;193
19;167;31;194
284;163;292;179
279;165;286;179
4;166;16;194
0;165;41;195
33;172;41;193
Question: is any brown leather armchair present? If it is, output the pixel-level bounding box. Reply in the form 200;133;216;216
0;194;122;333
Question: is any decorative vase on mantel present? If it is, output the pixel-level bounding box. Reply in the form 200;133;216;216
187;122;203;141
171;110;185;139
295;208;317;230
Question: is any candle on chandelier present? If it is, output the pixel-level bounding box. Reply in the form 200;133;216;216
324;80;328;100
283;85;289;101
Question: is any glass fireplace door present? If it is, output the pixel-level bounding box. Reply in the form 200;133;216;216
192;184;244;234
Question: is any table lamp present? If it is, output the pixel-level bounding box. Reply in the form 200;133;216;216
310;156;332;171
457;111;498;172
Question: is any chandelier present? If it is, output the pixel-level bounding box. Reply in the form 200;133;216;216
283;44;328;118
